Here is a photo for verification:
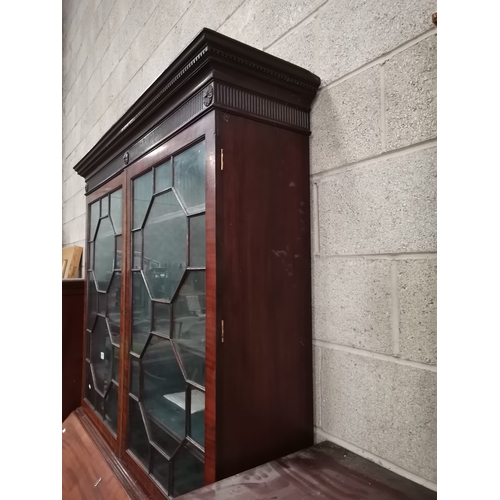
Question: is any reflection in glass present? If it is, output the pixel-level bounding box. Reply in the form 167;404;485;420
87;271;98;330
130;356;140;397
190;388;205;449
151;448;171;494
101;195;109;217
110;189;123;234
94;217;115;291
89;241;94;270
115;235;122;269
189;214;205;267
90;201;99;241
133;231;142;269
173;142;206;214
143;191;187;301
142;336;186;439
95;393;105;418
155;160;172;193
133;171;153;229
172;272;206;387
112;346;120;382
128;397;149;467
153;302;171;336
149;416;180;457
173;445;204;497
91;316;112;394
98;293;106;315
105;382;118;433
132;272;151;355
108;272;121;345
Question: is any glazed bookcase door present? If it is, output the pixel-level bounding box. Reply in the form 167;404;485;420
85;188;123;437
127;140;207;497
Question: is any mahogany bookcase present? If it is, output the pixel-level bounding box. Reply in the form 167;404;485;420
74;28;320;499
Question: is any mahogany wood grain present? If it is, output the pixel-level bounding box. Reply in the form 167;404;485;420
62;412;130;500
177;441;437;500
215;111;314;480
62;279;85;422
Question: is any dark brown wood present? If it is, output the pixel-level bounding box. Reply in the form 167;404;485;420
74;28;320;195
63;411;131;500
75;28;320;500
62;279;85;422
74;408;150;500
215;111;313;480
176;441;437;500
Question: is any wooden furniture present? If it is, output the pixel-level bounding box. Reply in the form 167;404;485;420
62;245;83;278
73;28;320;499
176;441;438;500
62;279;85;422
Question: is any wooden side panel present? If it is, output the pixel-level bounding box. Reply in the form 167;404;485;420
216;112;314;480
62;279;85;422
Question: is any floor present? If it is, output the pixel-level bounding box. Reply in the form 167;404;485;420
62;413;130;500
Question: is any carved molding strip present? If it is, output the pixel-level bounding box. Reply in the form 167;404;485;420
215;82;309;130
87;88;206;192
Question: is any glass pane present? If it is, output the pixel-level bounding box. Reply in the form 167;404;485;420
98;293;106;315
172;272;206;387
108;272;121;345
132;273;151;355
190;388;205;449
173;445;204;497
89;201;99;241
94;217;115;291
105;382;118;433
89;241;94;270
151;448;171;494
173;142;206;214
85;362;95;407
142;336;186;440
112;346;120;382
143;191;187;301
155;160;172;193
115;235;122;269
110;189;123;234
130;356;140;397
128;397;150;468
95;392;105;419
101;195;109;217
91;316;112;394
153;302;171;336
133;171;153;229
133;231;142;269
149;416;181;458
189;214;205;267
87;271;98;331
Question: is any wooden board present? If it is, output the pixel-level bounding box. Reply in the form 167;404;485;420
62;412;131;500
62;246;83;279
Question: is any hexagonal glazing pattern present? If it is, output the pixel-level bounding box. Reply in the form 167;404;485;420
143;190;187;301
94;216;115;291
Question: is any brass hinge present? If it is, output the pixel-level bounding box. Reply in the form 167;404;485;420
221;319;224;343
220;149;224;171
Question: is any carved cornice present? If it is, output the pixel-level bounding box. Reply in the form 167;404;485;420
74;28;320;184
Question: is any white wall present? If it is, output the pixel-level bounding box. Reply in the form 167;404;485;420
62;0;437;489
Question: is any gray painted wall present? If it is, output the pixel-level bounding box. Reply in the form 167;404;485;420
62;0;437;490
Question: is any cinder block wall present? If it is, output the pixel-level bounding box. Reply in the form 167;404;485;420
62;0;437;490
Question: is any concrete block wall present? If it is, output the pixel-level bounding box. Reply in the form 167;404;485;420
62;0;437;490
